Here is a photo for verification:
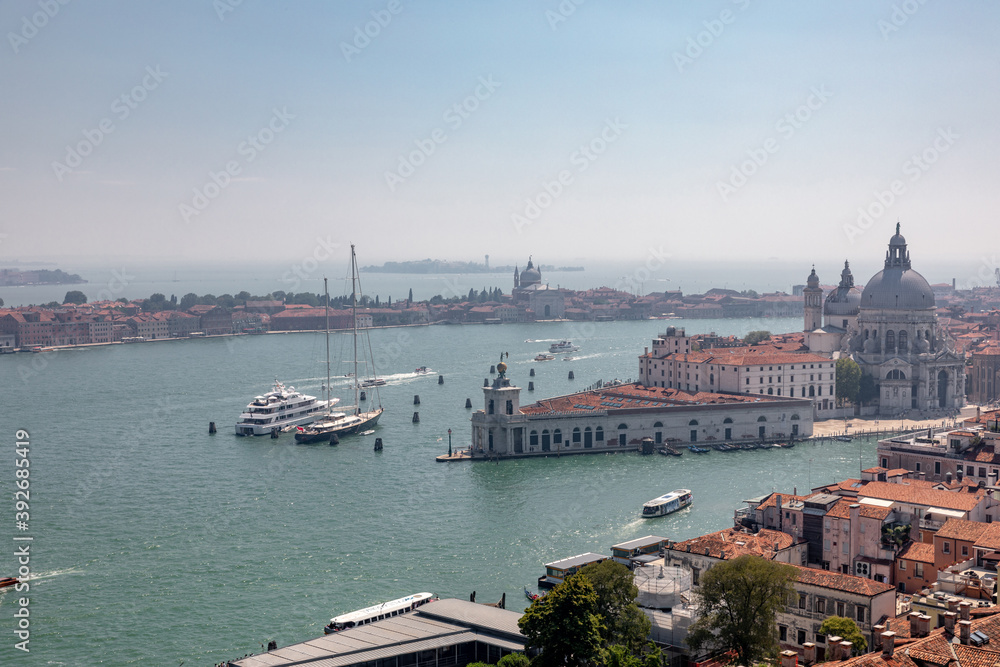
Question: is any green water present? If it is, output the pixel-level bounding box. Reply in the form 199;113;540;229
0;317;880;665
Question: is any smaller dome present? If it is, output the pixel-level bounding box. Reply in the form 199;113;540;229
806;267;819;288
889;221;906;247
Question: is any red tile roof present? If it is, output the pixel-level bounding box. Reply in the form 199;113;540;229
936;518;990;543
668;528;796;560
790;564;894;597
897;541;934;564
858;482;986;512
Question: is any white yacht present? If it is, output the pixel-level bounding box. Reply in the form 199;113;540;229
235;381;334;436
641;489;692;518
549;340;578;353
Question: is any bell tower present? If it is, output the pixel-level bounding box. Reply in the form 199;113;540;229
803;266;823;332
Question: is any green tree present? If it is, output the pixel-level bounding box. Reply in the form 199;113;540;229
819;616;867;655
740;290;759;299
180;293;198;310
0;297;4;307
236;291;251;304
519;573;604;667
579;560;651;654
836;357;862;406
743;330;771;346
686;555;798;666
858;374;878;406
498;653;530;667
63;290;87;305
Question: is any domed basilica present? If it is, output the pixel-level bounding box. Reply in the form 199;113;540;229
804;224;965;416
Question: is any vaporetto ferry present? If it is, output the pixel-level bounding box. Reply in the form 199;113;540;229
323;592;436;633
641;489;692;518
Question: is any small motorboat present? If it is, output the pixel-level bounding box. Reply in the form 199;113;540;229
414;366;431;374
0;577;19;589
524;587;540;602
534;354;555;361
834;435;852;442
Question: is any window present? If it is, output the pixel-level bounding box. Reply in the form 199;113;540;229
572;427;581;444
962;545;969;557
824;539;830;552
799;593;806;609
857;606;865;623
797;629;806;645
943;542;950;554
553;429;562;444
815;597;825;614
899;560;906;570
779;625;787;641
935;461;941;475
529;431;538;447
915;562;924;577
837;602;844;616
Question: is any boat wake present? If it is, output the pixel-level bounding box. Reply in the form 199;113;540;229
23;567;82;581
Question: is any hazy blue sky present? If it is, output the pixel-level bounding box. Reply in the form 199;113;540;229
1;1;997;268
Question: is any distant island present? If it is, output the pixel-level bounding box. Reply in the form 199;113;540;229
362;259;584;274
0;268;85;286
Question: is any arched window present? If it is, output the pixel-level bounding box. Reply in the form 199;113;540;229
767;388;773;395
898;330;907;352
654;421;663;428
710;373;715;385
688;419;699;426
529;430;538;447
757;416;767;422
553;429;562;444
488;399;494;415
809;385;815;397
596;426;604;442
572;427;581;444
584;426;593;448
541;429;551;452
723;417;733;424
791;414;800;420
887;369;906;380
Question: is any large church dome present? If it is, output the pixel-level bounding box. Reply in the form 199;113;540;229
860;224;935;311
519;257;541;287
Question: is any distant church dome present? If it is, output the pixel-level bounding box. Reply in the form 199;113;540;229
806;267;820;289
519;257;542;288
824;260;862;318
860;223;935;311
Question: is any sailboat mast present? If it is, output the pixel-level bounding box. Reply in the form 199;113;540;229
352;244;359;414
324;277;331;414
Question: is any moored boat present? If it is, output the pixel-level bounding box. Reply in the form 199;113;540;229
323;592;436;634
235;381;332;436
641;489;693;518
524;587;540;602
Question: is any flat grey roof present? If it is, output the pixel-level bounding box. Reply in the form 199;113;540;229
230;599;525;667
613;535;667;551
545;552;607;570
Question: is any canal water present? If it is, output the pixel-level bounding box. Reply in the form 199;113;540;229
0;316;883;665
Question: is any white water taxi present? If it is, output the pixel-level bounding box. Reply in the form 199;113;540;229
323;592;436;634
641;489;692;518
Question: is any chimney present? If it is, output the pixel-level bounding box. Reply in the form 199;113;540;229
840;641;854;660
909;611;922;637
803;642;816;666
780;650;798;667
944;611;957;633
828;637;843;661
881;631;896;658
959;467;965;482
946;471;953;484
948;598;960;613
960;600;972;621
918;614;932;637
959;619;972;645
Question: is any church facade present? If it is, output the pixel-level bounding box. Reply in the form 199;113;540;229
804;225;965;416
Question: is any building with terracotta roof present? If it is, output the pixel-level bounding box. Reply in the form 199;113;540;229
469;369;814;458
876;426;1000;496
777;564;896;659
897;541;936;594
969;346;1000;405
640;327;837;420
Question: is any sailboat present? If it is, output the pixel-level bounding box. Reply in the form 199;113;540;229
294;246;385;444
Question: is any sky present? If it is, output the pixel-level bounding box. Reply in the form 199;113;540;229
1;1;998;270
